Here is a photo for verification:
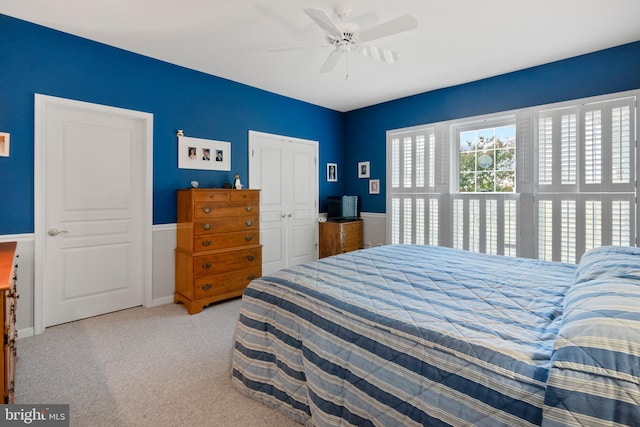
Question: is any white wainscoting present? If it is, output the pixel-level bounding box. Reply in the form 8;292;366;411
361;212;387;248
151;224;176;305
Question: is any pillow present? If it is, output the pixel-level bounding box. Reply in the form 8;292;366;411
542;248;640;426
574;245;640;283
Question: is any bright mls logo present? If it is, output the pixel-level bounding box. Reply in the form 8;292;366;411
1;405;69;426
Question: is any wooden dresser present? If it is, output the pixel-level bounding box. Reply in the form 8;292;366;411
175;189;261;314
319;219;364;258
0;242;17;404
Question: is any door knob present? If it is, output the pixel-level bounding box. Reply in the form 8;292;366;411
47;228;68;237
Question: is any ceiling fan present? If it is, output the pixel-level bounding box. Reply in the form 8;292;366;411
271;4;418;76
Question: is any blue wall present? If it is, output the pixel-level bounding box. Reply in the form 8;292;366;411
0;15;345;234
2;14;639;232
344;41;640;213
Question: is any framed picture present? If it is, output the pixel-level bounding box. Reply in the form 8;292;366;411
327;163;338;182
0;132;9;157
358;161;370;178
369;179;380;195
178;136;231;171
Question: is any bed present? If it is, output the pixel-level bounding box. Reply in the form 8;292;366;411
231;244;640;426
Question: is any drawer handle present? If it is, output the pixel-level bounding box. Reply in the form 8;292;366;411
202;207;212;214
202;262;212;269
245;235;253;241
202;240;212;247
247;274;256;281
247;255;255;261
246;206;254;212
202;223;211;230
245;220;253;226
202;284;212;291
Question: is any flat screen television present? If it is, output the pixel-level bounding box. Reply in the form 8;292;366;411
327;195;361;221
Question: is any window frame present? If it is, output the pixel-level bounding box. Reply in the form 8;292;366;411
452;115;518;194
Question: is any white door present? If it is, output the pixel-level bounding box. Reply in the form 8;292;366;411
249;131;318;275
35;95;153;331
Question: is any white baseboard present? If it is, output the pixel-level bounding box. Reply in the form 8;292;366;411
17;327;35;339
151;296;174;307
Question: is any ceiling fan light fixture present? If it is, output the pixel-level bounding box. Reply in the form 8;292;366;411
274;5;418;75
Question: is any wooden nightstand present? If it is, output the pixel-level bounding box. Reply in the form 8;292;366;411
319;219;364;258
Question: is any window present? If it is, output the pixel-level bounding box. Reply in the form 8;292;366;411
387;90;638;263
459;124;516;192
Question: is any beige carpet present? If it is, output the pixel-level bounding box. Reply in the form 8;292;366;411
15;299;301;427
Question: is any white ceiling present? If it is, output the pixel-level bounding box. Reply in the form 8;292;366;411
2;0;640;112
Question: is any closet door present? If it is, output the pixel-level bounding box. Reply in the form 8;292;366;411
249;131;318;275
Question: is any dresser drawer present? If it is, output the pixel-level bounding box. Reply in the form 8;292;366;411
193;215;259;235
194;267;261;299
339;221;362;234
229;191;259;202
340;234;362;248
193;203;259;219
194;231;259;251
193;191;231;203
341;244;362;253
193;248;261;277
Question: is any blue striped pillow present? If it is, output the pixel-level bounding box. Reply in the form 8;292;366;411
542;246;640;426
574;245;640;283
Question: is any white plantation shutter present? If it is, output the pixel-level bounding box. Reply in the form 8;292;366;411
391;138;400;188
536;96;636;262
582;98;635;192
391;198;400;243
451;195;519;254
388;127;439;245
486;199;498;255
504;200;517;256
403;137;412;188
469;199;480;253
584;110;602;185
612;200;632;245
561;114;577;185
415;135;425;188
560;199;576;263
612;106;631;184
585;201;602;251
538;200;554;261
428;199;439;246
453;199;464;249
538;107;579;192
538;116;553;186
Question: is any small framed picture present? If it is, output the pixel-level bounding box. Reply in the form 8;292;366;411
369;179;380;195
0;132;9;157
327;163;338;182
358;161;370;178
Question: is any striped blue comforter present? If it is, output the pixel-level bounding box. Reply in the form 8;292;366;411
231;244;640;426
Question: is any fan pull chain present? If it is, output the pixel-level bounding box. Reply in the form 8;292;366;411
345;50;350;82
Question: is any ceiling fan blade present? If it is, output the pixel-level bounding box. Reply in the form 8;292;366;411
304;8;343;38
358;14;418;42
356;45;402;63
319;50;344;73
